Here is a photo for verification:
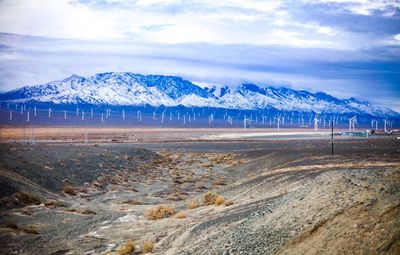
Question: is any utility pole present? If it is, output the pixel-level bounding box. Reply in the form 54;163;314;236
331;120;334;156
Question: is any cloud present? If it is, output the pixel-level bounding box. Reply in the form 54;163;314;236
1;0;397;49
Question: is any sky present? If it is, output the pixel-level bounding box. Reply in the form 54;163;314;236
0;0;399;110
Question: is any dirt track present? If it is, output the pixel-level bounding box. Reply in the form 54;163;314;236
0;138;399;254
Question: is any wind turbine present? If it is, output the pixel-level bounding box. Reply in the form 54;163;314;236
384;118;388;133
349;116;357;131
314;116;319;131
243;115;251;130
275;116;282;131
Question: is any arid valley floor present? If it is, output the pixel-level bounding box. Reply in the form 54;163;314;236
0;128;399;254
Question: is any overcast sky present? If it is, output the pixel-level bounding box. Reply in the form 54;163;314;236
0;0;399;110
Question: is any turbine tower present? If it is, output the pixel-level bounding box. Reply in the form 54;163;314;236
314;116;319;131
349;116;357;131
275;116;281;131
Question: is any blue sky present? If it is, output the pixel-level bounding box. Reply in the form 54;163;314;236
0;0;399;110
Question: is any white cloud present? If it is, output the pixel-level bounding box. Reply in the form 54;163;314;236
304;0;400;16
0;0;352;48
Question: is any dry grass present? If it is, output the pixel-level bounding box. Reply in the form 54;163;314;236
187;200;199;209
145;205;175;220
213;179;227;186
81;209;96;215
21;225;39;235
142;241;155;253
63;185;77;196
117;240;135;255
224;200;234;206
44;200;66;208
175;211;187;219
122;199;143;205
202;192;226;206
214;195;225;205
203;192;217;206
13;192;41;206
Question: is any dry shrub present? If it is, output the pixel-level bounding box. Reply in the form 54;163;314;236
203;192;217;206
63;185;77;196
214;195;225;205
145;205;175;220
203;192;226;206
187;200;199;209
202;163;214;168
142;241;155;253
21;225;39;234
20;210;33;216
6;223;18;230
122;199;142;205
224;200;234;206
281;188;289;194
81;209;96;215
13;192;41;205
117;240;135;255
175;211;187;219
0;196;18;209
44;200;66;208
213;179;226;186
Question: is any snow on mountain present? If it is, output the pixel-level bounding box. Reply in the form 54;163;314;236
0;72;398;117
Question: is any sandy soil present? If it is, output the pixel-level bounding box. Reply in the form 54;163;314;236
0;136;399;254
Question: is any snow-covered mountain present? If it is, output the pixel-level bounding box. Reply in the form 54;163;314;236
0;72;397;117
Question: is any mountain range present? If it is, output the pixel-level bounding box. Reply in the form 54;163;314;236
0;72;398;117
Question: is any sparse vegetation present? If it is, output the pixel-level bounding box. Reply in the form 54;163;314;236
6;223;18;230
213;179;227;186
63;185;77;196
21;225;39;235
175;211;187;219
187;200;199;209
44;200;66;208
225;200;234;206
117;240;135;255
202;192;225;206
81;209;96;215
214;195;225;205
13;192;41;205
203;192;217;206
142;241;155;253
122;199;143;205
145;205;175;220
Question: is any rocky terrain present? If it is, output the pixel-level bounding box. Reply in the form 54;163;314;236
0;138;399;254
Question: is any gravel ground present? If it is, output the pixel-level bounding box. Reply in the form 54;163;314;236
0;138;399;254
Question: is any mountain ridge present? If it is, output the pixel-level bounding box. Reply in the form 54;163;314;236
0;72;398;117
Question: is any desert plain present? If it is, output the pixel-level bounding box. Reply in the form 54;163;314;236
0;127;399;254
